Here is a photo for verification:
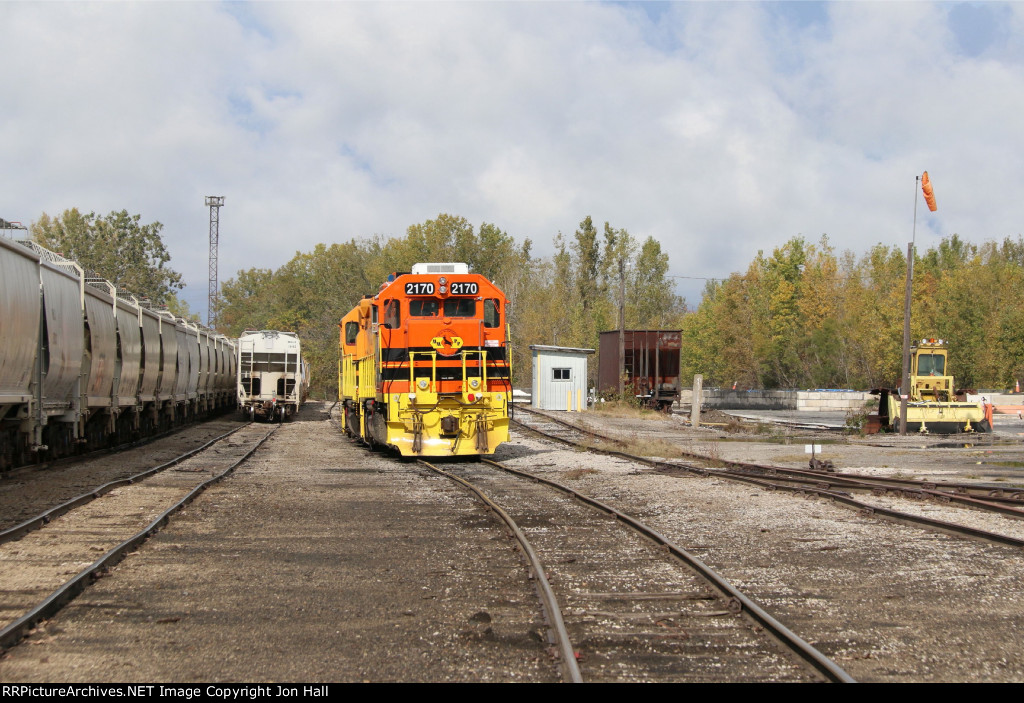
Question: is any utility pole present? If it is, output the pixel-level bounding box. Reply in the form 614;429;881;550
206;196;225;328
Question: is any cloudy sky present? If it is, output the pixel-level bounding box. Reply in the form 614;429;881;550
2;1;1022;320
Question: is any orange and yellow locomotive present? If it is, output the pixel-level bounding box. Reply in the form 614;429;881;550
338;263;511;456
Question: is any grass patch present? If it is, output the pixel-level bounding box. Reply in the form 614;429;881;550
591;400;669;421
772;453;813;464
718;418;753;434
623;437;686;459
987;461;1024;468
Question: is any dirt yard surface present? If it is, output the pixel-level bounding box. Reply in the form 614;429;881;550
3;403;1023;682
0;404;554;683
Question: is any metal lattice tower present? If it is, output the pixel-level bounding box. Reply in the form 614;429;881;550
205;196;225;328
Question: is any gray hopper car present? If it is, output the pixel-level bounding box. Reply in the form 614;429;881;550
0;236;237;471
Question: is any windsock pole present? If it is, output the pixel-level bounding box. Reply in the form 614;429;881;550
900;177;920;436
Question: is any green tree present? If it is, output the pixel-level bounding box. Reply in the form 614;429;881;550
165;292;201;323
628;236;685;328
31;208;183;303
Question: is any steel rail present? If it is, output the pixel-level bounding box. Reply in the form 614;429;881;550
0;425;277;653
512;415;1024;549
719;465;1024;520
0;423;251;545
798;471;1024;504
715;469;1024;548
417;459;584;684
515;406;1024;527
523;404;1024;499
479;458;856;684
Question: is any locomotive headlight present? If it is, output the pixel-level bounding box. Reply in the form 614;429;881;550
439;285;447;294
418;378;429;390
469;378;480;390
439;277;447;284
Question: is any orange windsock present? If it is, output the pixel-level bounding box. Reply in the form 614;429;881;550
921;171;937;212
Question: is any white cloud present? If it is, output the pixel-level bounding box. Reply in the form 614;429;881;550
2;1;1022;317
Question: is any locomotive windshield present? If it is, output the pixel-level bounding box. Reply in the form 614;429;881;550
408;299;476;317
444;299;475;317
409;300;439;316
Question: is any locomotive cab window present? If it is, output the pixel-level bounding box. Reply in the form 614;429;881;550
409;300;439;317
484;299;500;328
345;322;359;345
383;299;401;329
443;298;476;317
553;368;571;381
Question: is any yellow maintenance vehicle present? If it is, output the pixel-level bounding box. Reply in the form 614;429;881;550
873;338;991;434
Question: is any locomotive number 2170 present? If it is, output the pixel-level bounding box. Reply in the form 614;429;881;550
405;282;435;295
449;282;478;295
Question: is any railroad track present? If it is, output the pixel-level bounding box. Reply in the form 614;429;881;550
0;423;250;544
418;457;854;683
514;405;1024;549
0;417;251;534
1;408;242;478
0;422;277;652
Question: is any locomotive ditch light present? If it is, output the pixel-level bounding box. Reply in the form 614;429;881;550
418;378;430;390
469;378;480;389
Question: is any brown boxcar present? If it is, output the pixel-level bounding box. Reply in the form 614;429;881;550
598;330;682;410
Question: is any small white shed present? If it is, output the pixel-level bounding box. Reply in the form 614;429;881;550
530;345;595;411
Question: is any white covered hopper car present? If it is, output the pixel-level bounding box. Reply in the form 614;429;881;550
236;330;309;422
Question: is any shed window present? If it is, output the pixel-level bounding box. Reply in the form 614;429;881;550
553;368;571;381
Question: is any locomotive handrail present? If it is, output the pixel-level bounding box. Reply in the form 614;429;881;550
360;354;372;401
460;349;487;390
407;350;438;392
